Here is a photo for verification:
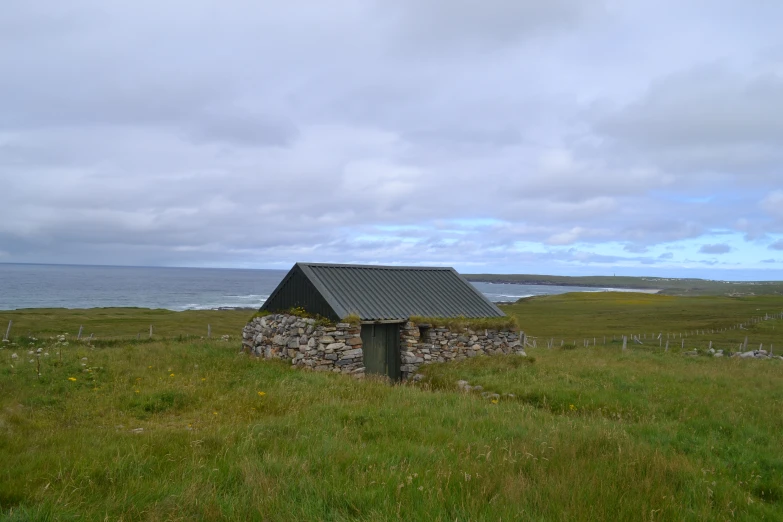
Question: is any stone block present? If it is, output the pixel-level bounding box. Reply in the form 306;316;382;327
326;342;346;351
346;337;362;346
342;348;363;358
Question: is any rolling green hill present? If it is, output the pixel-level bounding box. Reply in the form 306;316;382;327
466;273;783;296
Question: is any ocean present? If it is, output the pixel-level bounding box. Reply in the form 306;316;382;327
0;264;655;311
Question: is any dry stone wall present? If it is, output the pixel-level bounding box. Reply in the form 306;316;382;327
399;322;525;379
242;314;525;380
242;314;365;377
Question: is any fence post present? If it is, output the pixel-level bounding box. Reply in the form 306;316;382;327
77;325;83;340
208;324;211;338
149;325;153;338
3;320;11;341
622;336;627;351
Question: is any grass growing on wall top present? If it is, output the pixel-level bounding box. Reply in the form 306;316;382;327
409;315;519;332
251;307;336;327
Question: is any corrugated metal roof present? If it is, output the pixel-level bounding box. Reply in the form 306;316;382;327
296;263;505;321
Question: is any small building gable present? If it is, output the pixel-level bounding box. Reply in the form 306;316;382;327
260;263;341;321
260;262;504;321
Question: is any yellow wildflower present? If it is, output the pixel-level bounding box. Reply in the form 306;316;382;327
68;377;77;382
213;411;218;415
169;373;175;377
491;399;498;404
258;391;266;397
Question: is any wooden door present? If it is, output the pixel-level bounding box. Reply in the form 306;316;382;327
360;324;401;380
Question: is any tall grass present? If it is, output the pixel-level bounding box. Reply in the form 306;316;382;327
2;337;782;519
1;295;783;520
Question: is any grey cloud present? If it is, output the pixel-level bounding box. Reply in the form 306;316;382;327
699;244;731;254
593;64;783;175
385;0;601;50
658;253;674;259
1;1;781;276
769;240;783;251
188;110;298;147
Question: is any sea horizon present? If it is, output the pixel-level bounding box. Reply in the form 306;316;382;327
0;263;660;311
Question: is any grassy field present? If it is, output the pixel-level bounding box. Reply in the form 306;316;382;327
1;294;783;520
507;292;783;352
0;308;252;341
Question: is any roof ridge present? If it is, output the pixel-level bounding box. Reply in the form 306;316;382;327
297;262;454;271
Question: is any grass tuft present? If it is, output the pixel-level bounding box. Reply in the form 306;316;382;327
409;315;519;331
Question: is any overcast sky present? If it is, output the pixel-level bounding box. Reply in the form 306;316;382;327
2;1;783;278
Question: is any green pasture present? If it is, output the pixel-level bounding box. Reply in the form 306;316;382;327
1;293;782;520
0;308;251;341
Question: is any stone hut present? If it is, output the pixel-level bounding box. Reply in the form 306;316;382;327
242;263;524;380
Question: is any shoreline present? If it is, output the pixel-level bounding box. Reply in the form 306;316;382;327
467;278;662;292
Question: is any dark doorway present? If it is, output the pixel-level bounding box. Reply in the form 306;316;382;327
360;323;401;380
